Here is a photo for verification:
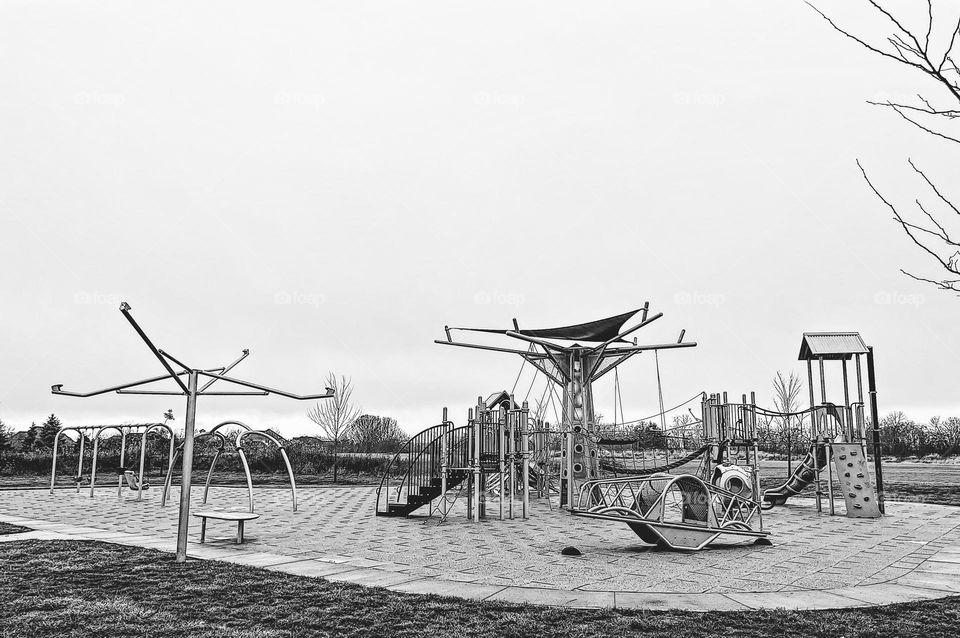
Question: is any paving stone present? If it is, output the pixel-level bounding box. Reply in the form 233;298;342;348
614;592;750;611
3;487;960;610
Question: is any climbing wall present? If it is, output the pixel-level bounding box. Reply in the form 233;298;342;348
832;444;882;518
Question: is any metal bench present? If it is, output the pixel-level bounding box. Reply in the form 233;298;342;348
193;510;260;544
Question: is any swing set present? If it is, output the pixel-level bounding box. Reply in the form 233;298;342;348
50;422;175;501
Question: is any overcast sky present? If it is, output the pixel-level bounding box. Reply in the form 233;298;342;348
1;0;958;436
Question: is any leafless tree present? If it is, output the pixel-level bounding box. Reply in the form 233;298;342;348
772;371;805;470
810;1;960;292
306;372;360;483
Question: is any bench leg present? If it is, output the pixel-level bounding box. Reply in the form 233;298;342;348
237;520;244;544
200;518;207;544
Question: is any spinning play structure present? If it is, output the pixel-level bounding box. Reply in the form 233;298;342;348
50;302;331;561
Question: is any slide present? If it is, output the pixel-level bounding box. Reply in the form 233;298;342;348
761;445;827;508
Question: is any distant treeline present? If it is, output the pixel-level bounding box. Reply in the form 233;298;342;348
0;414;407;479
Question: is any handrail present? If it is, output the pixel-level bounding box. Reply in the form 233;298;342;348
375;423;446;514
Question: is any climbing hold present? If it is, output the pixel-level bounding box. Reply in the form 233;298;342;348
844;472;851;478
850;450;858;456
838;455;847;460
561;546;582;556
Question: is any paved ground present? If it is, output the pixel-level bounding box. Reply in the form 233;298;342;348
1;485;959;610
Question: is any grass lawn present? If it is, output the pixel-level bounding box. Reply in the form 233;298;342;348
0;522;28;535
1;540;959;637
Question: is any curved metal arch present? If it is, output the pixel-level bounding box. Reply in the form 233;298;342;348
163;421;252;507
161;430;228;507
88;425;144;498
235;429;297;513
129;423;176;502
50;426;90;494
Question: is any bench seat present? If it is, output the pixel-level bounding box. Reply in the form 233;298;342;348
193;510;260;544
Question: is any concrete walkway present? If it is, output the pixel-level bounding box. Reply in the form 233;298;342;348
1;486;959;611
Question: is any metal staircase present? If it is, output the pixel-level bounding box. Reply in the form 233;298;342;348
376;423;472;517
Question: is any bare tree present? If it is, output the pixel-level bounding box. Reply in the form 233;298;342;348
810;1;960;292
306;372;360;483
772;370;805;473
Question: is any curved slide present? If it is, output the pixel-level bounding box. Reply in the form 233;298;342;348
762;445;828;508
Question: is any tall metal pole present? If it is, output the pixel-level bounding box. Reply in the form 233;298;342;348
807;358;821;513
176;370;199;563
819;356;835;515
866;346;885;515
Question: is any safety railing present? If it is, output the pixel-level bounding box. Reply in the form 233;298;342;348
375;423;447;515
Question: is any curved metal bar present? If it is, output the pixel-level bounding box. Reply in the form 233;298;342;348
235;429;297;512
161;448;181;507
236;447;256;513
202;445;226;505
50;427;86;493
161;431;225;507
279;448;298;512
133;423;175;502
207;420;254;435
118;429;128;497
88;425;126;497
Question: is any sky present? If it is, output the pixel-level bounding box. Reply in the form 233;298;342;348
1;0;959;436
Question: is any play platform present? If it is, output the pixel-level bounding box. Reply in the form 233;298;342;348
1;485;959;611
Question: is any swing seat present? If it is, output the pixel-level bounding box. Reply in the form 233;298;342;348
123;470;150;491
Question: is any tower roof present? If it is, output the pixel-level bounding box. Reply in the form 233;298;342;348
798;332;868;361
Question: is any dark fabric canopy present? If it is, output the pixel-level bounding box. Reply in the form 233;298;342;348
458;308;641;343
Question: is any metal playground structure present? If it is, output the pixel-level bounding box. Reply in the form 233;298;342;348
161;420;299;513
49;422;175;501
50;302;332;561
760;332;884;518
372;305;868;549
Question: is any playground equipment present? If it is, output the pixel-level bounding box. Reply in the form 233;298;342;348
761;333;884;518
572;474;769;550
379;306;771;550
50;423;175;501
51;301;332;561
376;399;535;522
161;420;298;513
435;305;696;509
572;391;770;549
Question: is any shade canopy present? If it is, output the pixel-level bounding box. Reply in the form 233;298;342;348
458;308;641;344
798;332;869;361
